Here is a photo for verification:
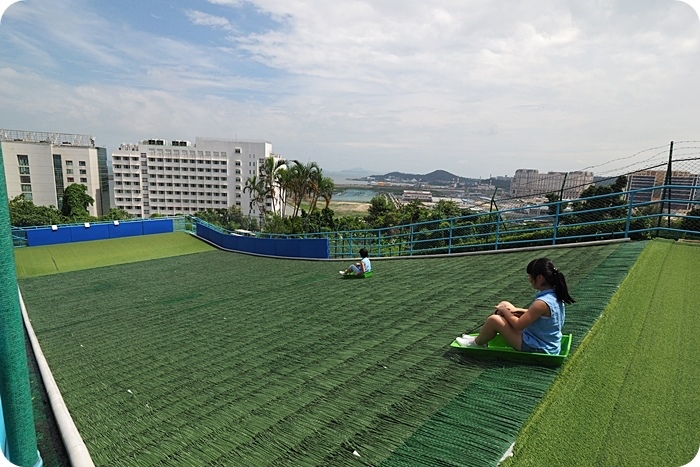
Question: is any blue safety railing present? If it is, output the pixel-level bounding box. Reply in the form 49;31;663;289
240;184;699;259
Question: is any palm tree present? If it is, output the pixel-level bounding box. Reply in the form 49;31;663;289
318;177;335;210
277;166;293;218
243;175;267;217
259;156;286;216
307;167;324;214
288;161;320;218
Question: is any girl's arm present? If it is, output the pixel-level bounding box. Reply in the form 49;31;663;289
495;301;528;315
495;299;550;331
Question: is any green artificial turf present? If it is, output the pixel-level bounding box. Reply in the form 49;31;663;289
17;241;643;466
504;240;700;467
13;232;215;278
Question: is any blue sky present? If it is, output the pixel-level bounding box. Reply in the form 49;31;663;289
1;0;699;178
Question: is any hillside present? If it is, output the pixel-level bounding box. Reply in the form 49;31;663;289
369;169;465;184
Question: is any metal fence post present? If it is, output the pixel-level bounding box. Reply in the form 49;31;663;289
625;192;634;238
552;201;560;245
656;141;674;233
448;218;453;254
495;211;501;250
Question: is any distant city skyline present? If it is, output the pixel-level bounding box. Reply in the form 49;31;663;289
1;1;699;178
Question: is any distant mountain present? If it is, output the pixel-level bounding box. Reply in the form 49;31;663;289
369;169;466;184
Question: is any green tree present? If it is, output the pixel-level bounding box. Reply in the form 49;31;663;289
196;207;243;230
545;192;562;216
399;199;430;225
317;176;335;211
259;156;286;216
430;200;462;220
366;195;398;228
286;161;320;218
243;174;267;217
568;176;628;224
680;207;700;233
8;195;63;227
61;183;94;219
101;208;133;221
277;167;293;218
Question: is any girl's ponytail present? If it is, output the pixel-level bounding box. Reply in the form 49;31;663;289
526;258;575;304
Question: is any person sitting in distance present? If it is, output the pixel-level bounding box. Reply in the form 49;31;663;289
340;248;372;276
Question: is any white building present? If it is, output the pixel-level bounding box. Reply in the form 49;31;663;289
510;169;594;199
111;137;281;220
0;129;108;217
402;190;433;202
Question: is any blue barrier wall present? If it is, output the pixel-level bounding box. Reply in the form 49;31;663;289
196;223;329;259
109;221;143;238
26;228;71;246
143;219;173;235
24;219;175;247
71;223;110;242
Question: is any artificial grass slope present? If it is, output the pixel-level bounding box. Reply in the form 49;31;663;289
21;249;515;466
19;242;642;466
505;240;700;467
13;232;214;278
380;240;646;467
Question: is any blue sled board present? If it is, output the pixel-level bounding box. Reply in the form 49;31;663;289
451;333;572;366
341;270;373;279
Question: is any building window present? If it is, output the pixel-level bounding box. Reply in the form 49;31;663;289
67;177;74;182
80;178;87;183
21;184;31;192
80;169;87;175
19;166;30;174
79;161;86;167
17;155;29;166
20;175;31;183
66;161;73;166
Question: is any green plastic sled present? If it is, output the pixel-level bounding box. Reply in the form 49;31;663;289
341;270;374;279
450;333;572;366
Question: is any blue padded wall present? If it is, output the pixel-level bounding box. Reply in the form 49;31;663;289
70;223;110;242
143;219;173;234
26;228;71;246
196;223;329;259
109;221;143;238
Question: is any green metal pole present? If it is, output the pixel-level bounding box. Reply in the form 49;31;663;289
0;145;41;466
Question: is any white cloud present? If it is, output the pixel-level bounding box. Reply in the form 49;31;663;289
1;0;699;176
185;10;236;31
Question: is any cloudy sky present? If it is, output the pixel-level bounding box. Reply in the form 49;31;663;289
1;0;699;178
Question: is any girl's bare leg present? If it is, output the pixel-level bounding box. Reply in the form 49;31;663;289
475;314;523;350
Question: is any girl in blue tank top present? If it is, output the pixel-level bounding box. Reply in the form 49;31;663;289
455;258;575;355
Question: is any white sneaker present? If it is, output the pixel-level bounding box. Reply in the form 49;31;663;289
455;335;486;348
339;271;346;275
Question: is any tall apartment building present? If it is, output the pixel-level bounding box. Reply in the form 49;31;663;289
627;170;700;211
0;129;108;217
510;169;594;199
111;137;280;219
